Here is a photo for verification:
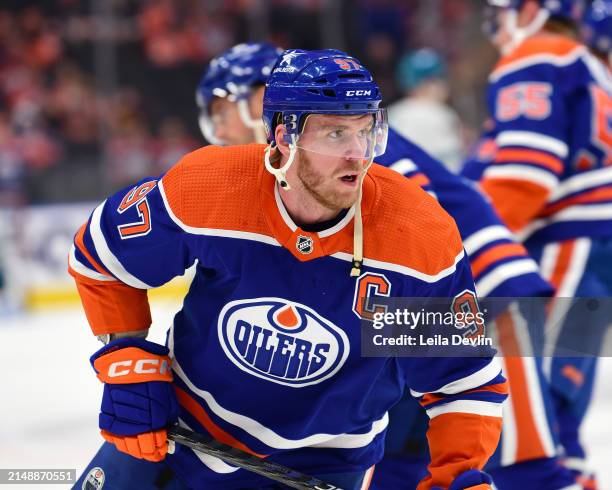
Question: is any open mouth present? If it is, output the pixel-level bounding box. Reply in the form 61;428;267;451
340;174;358;183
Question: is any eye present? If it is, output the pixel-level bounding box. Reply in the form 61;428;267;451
357;128;371;139
328;129;343;139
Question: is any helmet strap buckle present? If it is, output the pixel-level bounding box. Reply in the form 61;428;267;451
264;135;298;190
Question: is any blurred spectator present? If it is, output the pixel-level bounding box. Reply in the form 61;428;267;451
20;7;63;70
388;48;464;173
139;1;234;68
18;126;62;171
45;63;99;147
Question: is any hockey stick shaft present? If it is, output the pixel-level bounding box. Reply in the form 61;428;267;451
167;425;343;490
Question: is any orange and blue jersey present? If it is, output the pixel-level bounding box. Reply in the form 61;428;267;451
69;144;507;490
479;33;612;245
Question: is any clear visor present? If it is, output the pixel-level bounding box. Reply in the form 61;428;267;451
294;108;388;160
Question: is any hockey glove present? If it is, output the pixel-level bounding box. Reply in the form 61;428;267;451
91;338;179;462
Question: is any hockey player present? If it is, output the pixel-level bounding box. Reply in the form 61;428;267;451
469;0;612;487
196;42;283;146
372;130;581;490
196;42;574;490
71;49;506;489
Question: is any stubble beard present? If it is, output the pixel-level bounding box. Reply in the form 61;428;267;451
297;150;361;212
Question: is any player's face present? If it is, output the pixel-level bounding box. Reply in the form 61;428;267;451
294;114;371;211
209;97;254;145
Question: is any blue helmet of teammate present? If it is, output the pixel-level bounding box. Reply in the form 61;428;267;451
484;0;585;53
262;49;388;188
196;42;283;144
581;0;612;58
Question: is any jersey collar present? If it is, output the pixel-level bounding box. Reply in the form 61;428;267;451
260;165;377;262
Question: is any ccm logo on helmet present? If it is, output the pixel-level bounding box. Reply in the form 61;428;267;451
345;90;372;96
107;359;170;377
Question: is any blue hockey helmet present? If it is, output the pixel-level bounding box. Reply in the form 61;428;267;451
196;42;283;144
262;49;388;188
582;0;612;58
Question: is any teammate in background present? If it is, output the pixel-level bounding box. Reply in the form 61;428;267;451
71;48;506;489
196;43;283;146
197;42;575;490
466;1;612;487
464;0;611;183
372;131;581;490
581;0;612;69
387;48;464;173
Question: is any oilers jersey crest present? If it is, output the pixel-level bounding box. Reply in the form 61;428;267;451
218;298;350;387
69;144;507;489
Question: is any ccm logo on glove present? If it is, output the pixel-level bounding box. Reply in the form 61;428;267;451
93;346;173;384
107;358;170;377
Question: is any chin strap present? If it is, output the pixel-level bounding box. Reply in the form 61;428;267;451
501;8;550;55
350;154;375;278
264;135;297;190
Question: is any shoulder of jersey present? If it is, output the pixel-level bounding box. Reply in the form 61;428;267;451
160;143;269;233
364;163;464;278
490;33;586;82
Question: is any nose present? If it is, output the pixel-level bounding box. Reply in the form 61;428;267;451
343;134;368;160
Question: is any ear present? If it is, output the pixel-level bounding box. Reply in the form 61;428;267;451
274;124;291;158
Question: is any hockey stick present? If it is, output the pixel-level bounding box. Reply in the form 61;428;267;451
167;425;343;490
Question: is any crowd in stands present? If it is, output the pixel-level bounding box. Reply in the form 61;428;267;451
0;0;490;205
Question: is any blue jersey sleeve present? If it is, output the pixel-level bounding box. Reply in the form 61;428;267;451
72;177;196;290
